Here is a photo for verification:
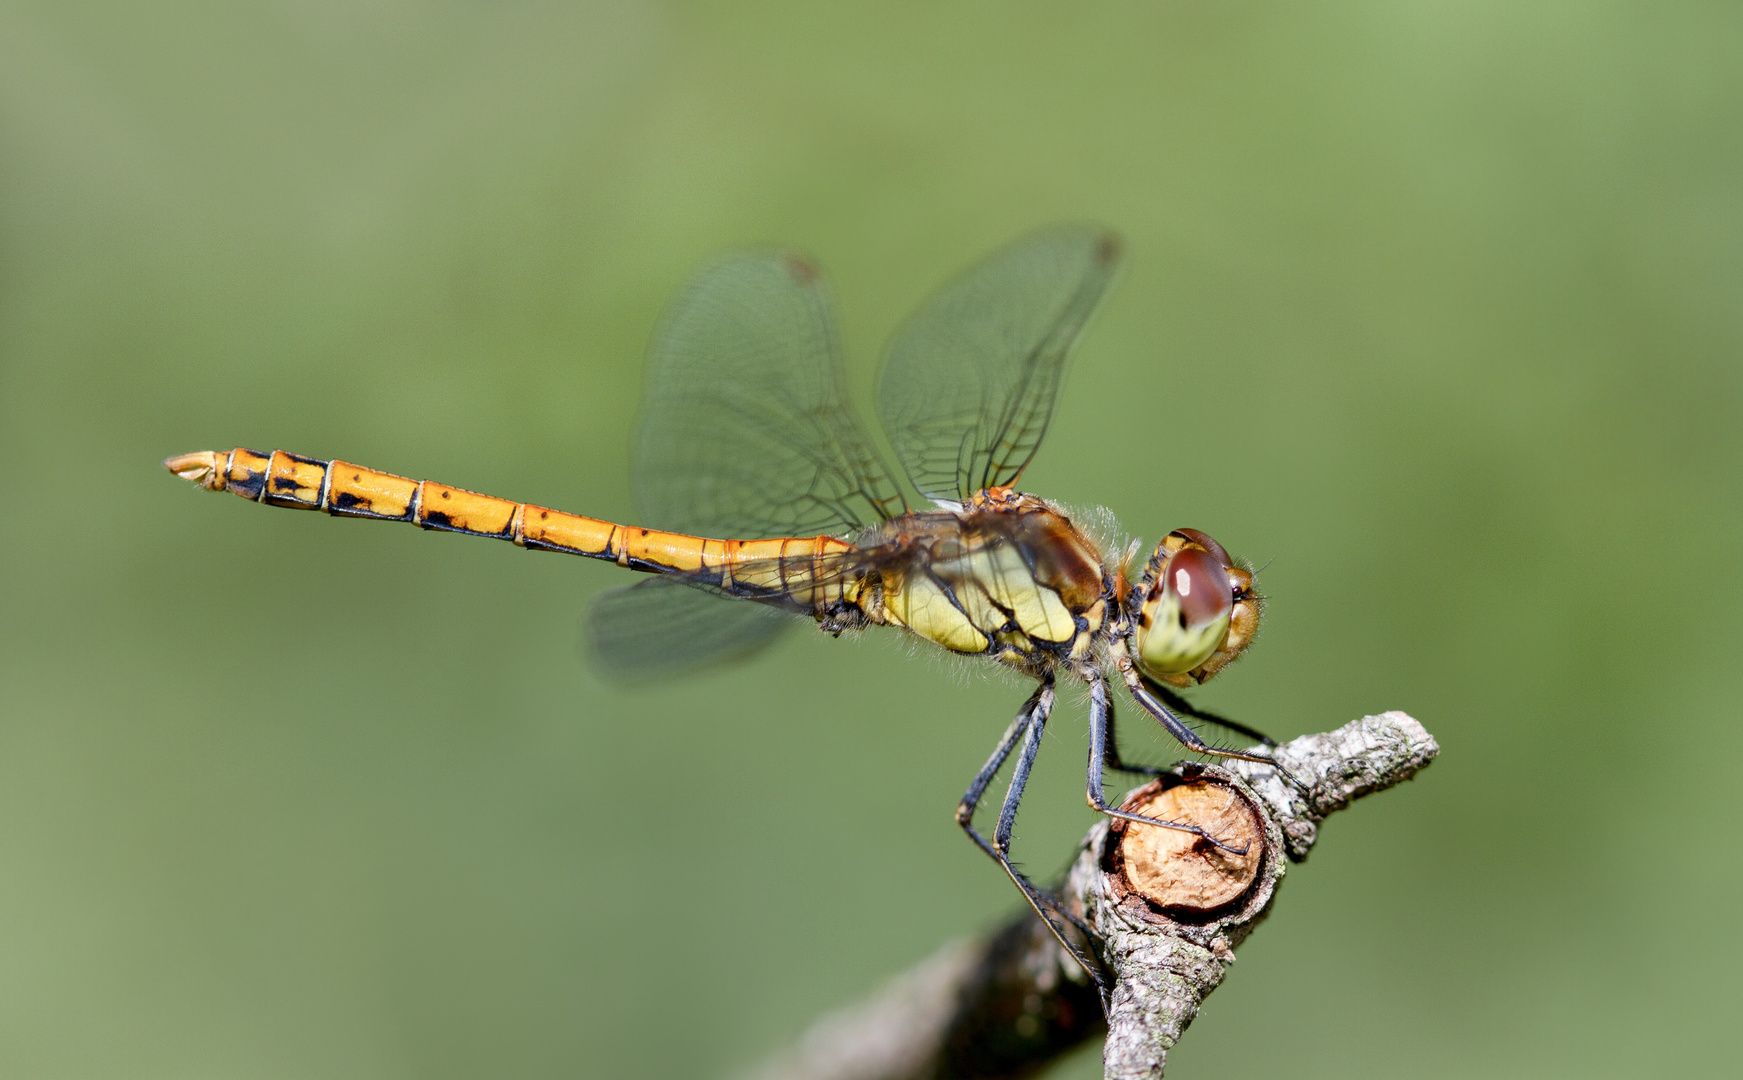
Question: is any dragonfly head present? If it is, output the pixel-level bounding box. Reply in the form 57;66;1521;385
1133;528;1261;687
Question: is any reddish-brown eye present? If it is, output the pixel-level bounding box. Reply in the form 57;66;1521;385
1168;528;1231;568
1137;545;1236;677
1159;546;1233;628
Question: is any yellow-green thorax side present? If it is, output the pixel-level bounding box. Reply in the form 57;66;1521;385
857;490;1118;671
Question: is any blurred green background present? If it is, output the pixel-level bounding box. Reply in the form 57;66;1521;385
3;2;1739;1077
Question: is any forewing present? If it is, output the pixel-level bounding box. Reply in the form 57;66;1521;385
587;576;795;678
876;226;1122;501
632;251;907;539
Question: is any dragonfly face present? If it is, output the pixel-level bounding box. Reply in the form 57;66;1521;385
163;225;1297;1003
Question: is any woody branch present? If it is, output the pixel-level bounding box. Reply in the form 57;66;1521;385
741;711;1437;1080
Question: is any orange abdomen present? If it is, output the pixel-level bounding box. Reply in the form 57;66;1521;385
163;448;856;595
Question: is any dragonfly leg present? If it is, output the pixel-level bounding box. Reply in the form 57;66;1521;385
1097;697;1167;777
954;687;1039;858
1140;675;1278;747
955;680;1111;995
1121;664;1312;795
1086;672;1251;856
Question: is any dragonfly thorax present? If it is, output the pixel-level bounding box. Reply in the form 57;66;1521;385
855;491;1118;673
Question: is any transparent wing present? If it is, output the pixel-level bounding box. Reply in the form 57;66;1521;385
632;251;907;539
587;576;796;679
588;543;886;678
597;251;905;675
876;226;1122;501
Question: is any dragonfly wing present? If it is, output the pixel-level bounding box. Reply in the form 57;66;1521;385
596;253;904;676
876;226;1122;502
633;251;907;539
587;575;796;678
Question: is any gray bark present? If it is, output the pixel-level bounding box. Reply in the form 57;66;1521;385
741;711;1438;1080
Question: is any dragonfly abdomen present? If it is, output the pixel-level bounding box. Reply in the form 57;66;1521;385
163;449;858;588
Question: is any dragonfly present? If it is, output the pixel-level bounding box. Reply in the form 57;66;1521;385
164;226;1294;994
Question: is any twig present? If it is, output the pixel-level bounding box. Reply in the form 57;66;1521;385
740;711;1437;1080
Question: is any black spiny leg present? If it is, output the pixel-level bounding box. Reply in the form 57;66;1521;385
1098;696;1166;778
1140;673;1278;747
954;687;1039;860
1085;672;1251;856
956;679;1110;995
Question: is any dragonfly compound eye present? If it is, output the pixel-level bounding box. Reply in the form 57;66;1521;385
1165;527;1231;568
1137;546;1234;676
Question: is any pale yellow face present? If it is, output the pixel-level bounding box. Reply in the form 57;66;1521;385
1135;529;1260;686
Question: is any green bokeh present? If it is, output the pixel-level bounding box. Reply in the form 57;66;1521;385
3;3;1739;1077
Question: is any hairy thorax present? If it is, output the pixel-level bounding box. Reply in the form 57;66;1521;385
853;490;1120;674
